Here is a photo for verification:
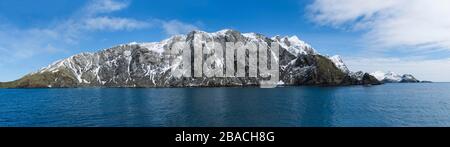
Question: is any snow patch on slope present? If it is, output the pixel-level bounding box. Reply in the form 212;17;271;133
329;55;350;73
272;35;316;56
371;71;386;81
384;71;402;82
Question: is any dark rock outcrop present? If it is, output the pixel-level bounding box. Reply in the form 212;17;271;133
400;74;420;83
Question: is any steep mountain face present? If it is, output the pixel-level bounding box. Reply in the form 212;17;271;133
346;71;382;85
328;55;350;74
370;71;420;83
0;29;381;88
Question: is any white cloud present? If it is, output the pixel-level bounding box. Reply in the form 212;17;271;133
308;0;450;51
0;25;67;60
84;0;129;15
344;57;450;82
83;17;151;31
0;0;153;62
162;20;199;35
74;0;151;33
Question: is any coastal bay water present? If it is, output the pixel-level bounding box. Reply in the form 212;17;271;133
1;83;450;127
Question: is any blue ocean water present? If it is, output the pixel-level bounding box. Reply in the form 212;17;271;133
1;83;450;127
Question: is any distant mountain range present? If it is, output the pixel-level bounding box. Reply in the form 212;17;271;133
370;71;428;83
1;29;421;88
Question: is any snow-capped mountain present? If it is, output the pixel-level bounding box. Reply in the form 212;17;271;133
371;71;388;82
328;55;350;74
325;56;381;85
370;71;420;83
0;29;381;88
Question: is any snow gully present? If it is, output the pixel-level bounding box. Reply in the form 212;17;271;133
169;37;280;88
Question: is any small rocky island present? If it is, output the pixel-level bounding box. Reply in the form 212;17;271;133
1;29;407;88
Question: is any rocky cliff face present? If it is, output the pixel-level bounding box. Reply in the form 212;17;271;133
0;29;381;88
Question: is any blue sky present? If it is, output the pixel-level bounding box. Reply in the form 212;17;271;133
1;0;450;82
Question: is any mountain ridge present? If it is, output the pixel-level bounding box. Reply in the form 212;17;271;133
370;71;423;83
1;29;382;88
